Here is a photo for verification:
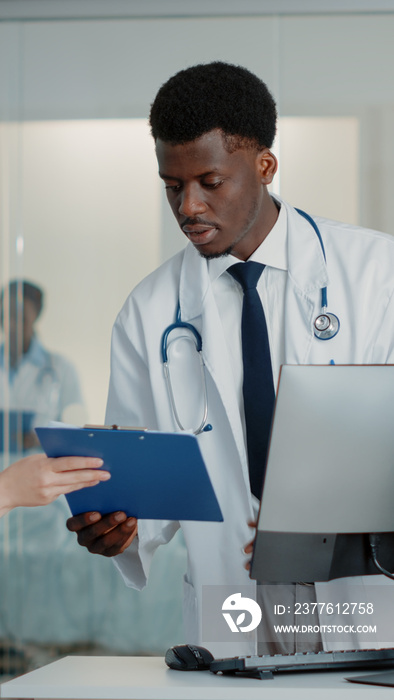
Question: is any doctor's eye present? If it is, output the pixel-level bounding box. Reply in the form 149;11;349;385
202;180;224;189
165;184;182;193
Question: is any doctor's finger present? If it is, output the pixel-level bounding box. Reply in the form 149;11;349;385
243;542;254;572
67;511;129;541
66;511;104;533
85;519;138;557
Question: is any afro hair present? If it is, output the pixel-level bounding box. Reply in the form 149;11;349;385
149;61;277;151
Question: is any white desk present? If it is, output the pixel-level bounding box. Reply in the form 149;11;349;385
0;656;392;700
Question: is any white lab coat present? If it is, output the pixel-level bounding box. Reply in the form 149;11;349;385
106;199;394;656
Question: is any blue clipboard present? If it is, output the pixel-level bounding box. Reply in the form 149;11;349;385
35;426;223;522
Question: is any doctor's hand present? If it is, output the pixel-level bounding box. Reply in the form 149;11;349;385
243;520;257;573
66;511;138;557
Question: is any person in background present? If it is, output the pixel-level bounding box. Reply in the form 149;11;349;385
0;281;111;676
0;280;85;451
0;454;110;519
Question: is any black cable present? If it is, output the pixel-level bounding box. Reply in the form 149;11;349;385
369;534;394;581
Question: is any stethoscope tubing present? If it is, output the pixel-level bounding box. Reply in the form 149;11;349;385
161;316;202;364
295;208;328;306
163;346;209;434
296;208;340;340
161;207;340;433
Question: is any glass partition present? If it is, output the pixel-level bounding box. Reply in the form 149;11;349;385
0;116;184;676
0;8;393;677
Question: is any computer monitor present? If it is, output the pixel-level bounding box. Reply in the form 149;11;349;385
251;365;394;583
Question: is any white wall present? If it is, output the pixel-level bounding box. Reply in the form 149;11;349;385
1;14;387;227
277;117;359;224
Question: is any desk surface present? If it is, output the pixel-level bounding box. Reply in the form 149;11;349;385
0;655;393;700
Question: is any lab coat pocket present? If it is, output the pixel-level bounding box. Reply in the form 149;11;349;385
183;573;198;643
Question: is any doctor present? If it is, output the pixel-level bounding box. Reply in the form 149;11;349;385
67;62;394;656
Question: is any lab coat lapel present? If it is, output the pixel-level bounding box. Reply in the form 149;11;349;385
179;244;249;480
176;202;330;479
283;202;329;364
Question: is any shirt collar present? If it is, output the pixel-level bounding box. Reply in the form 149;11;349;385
208;199;288;283
26;336;48;367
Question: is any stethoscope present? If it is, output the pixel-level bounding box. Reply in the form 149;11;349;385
161;309;212;435
161;208;340;435
295;208;340;341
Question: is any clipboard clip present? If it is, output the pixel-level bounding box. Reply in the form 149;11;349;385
83;424;148;431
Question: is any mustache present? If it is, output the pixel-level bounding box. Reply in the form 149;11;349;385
181;217;219;230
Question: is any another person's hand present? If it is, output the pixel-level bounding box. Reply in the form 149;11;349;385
244;520;257;572
66;511;138;557
0;454;110;517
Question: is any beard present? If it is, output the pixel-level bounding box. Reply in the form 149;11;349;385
196;195;261;261
198;245;234;260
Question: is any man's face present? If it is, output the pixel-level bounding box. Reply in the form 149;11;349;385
156;129;277;261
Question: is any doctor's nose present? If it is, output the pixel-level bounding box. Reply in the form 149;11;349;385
178;186;207;217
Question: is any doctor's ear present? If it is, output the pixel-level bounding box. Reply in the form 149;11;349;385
256;148;278;185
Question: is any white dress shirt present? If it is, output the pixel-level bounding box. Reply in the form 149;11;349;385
208;202;288;443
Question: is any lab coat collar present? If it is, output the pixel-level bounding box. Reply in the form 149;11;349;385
281;197;329;294
179;244;251;495
177;197;331;500
280;197;330;364
207;200;288;283
179;243;210;323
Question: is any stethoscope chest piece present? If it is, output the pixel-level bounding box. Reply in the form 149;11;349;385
314;312;340;340
295;208;340;343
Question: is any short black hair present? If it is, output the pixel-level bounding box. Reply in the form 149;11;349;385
1;280;44;317
149;61;277;151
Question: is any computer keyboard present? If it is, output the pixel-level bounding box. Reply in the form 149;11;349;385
210;648;394;679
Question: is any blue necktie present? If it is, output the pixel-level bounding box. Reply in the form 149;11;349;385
228;261;275;498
